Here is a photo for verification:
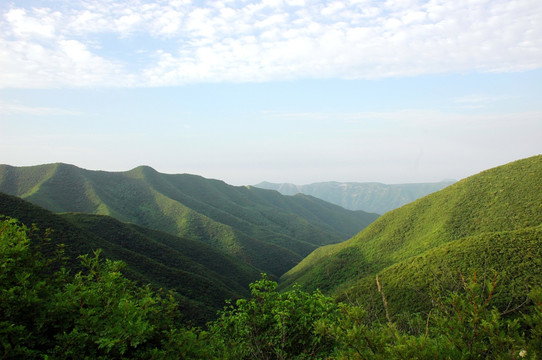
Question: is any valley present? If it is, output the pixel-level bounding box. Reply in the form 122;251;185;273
0;163;378;277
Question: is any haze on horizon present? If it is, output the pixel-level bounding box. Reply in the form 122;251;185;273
1;0;541;186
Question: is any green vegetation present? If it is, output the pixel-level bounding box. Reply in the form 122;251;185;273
1;220;541;359
254;180;455;214
2;155;541;358
0;192;259;324
281;155;542;318
0;163;378;276
337;226;542;323
208;274;340;359
0;218;208;359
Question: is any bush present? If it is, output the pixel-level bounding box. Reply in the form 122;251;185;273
208;274;341;359
0;218;208;359
2;217;541;359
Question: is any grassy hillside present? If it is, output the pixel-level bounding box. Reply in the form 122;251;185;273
254;180;455;214
280;155;542;315
339;225;542;321
0;163;378;276
0;192;261;324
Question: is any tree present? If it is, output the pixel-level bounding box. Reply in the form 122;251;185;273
208;274;340;359
0;217;63;358
0;217;208;359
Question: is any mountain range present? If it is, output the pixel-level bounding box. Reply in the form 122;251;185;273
0;163;378;278
254;180;455;214
1;156;540;325
280;155;542;319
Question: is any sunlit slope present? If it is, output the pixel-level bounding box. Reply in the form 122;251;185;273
339;225;542;320
0;163;378;276
0;192;261;324
281;155;542;295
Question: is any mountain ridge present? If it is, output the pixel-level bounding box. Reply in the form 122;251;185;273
0;163;378;277
254;179;456;214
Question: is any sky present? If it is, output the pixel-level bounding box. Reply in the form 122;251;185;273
1;0;541;186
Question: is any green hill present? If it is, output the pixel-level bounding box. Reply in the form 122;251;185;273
338;225;542;320
0;192;260;324
254;180;455;214
280;155;542;316
0;163;378;276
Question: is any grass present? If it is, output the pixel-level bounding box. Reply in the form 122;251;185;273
281;155;542;304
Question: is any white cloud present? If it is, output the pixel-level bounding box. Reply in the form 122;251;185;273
285;0;305;6
0;36;131;87
5;8;60;39
321;2;346;16
0;0;541;88
115;11;143;34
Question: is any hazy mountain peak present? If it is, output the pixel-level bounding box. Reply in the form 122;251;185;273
254;180;456;214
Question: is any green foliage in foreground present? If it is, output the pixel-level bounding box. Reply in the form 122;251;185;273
208;274;340;359
209;273;542;360
0;218;207;359
2;218;541;359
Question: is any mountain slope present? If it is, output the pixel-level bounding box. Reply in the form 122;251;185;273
338;225;542;320
254;180;455;214
0;192;260;324
0;163;378;276
280;155;542;313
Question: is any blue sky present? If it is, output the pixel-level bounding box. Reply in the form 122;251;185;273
1;0;541;185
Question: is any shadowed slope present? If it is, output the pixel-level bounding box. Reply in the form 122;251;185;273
0;192;260;324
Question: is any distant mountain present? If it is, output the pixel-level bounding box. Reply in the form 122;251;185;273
254;180;456;214
0;192;260;324
280;155;542;318
0;163;379;277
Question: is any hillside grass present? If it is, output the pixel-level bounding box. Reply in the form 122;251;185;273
338;225;542;322
281;155;542;299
